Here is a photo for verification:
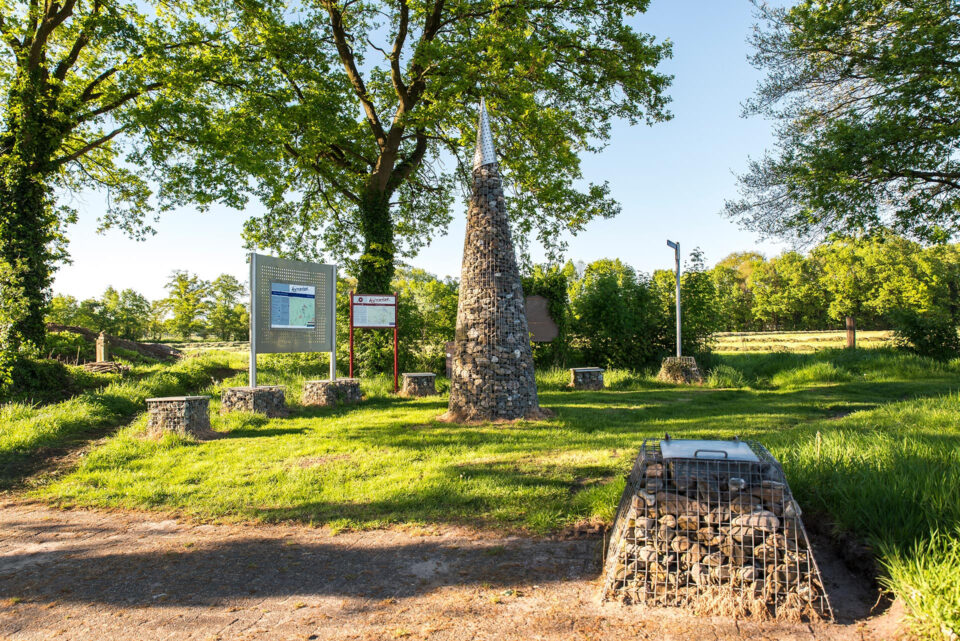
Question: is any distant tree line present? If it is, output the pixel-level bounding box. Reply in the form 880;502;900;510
47;272;248;342
43;232;960;368
707;234;960;356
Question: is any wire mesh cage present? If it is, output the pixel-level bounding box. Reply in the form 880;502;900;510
601;437;832;621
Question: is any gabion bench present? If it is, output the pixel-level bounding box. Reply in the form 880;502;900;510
146;396;211;438
221;386;288;418
302;378;362;407
401;373;438;396
569;367;604;390
602;436;832;620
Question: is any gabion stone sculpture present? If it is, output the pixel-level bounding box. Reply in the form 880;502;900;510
444;99;545;422
602;437;832;621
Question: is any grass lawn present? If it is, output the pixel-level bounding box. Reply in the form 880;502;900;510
16;348;960;639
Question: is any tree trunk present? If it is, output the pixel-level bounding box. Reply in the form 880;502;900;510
846;315;856;349
356;182;395;295
0;74;61;352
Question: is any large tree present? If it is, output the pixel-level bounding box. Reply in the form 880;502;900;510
726;0;960;243
0;0;223;358
155;0;673;294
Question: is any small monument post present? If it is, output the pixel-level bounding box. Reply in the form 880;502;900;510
95;331;109;363
444;99;545;421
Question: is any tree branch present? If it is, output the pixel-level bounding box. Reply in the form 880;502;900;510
387;128;427;192
0;14;22;52
52;124;129;167
79;67;117;102
27;0;80;71
322;0;386;148
77;82;163;123
389;0;409;105
53;0;101;83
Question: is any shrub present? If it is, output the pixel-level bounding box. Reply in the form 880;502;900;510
891;310;960;360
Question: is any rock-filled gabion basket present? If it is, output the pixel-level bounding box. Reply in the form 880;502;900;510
657;356;703;384
602;437;832;621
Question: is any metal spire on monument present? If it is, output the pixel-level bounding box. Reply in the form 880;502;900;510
443;99;547;422
473;97;497;169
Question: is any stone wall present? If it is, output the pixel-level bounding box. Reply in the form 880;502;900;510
221;386;288;417
401;373;438;397
146;396;211;438
570;368;605;390
446;161;542;422
302;379;362;407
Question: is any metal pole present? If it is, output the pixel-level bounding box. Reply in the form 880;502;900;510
675;243;681;357
249;252;257;387
667;240;681;357
393;292;399;393
329;266;337;381
349;290;354;378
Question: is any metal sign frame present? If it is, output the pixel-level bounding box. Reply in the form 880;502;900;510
349;291;399;392
249;253;337;387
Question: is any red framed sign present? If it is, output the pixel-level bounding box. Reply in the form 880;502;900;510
349;292;399;391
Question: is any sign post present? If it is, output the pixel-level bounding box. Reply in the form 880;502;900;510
247;253;337;386
666;240;681;357
349;293;399;392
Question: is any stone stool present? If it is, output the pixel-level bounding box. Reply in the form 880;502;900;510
302;378;362;407
401;372;438;397
221;386;288;417
146;396;211;438
569;367;605;390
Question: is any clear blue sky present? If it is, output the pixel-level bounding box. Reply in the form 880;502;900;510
53;0;791;301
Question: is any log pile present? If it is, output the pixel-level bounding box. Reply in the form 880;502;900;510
602;440;831;620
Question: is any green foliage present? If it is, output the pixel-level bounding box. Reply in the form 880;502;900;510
522;265;569;368
43;331;95;363
207;274;248;341
748;251;828;330
164;270;209;339
159;0;673;292
47;288;151;339
891;309;960;360
0;0;227;357
568;258;663;368
727;0;960;242
341;269;459;376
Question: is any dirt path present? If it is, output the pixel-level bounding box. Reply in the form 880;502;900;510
0;501;900;641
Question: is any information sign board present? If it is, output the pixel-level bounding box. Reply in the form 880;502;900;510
271;283;316;329
351;294;397;328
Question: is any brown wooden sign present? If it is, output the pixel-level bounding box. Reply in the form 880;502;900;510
525;295;559;342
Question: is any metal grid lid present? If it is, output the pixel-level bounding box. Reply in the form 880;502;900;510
659;435;760;462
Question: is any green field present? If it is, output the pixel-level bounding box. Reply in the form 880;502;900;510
714;329;896;353
3;348;958;639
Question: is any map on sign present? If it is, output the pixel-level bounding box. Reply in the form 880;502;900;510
271;283;316;329
352;295;396;327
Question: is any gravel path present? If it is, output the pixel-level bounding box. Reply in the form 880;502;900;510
0;501;899;641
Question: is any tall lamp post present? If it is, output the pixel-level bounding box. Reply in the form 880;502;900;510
666;240;681;357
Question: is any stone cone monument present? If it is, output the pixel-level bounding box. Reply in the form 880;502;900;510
444;99;546;422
